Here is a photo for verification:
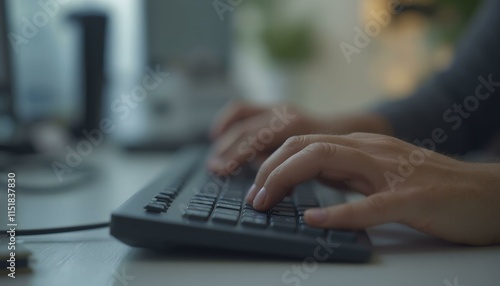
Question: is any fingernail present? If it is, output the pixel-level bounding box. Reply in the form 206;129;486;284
245;184;258;202
253;187;267;207
305;208;327;223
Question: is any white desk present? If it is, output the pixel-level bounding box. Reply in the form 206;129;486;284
1;146;499;286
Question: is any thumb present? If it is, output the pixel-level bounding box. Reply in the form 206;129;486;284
304;192;410;229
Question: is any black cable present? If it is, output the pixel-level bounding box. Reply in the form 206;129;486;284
0;222;109;236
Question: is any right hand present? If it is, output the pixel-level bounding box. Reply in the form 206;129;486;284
208;101;320;174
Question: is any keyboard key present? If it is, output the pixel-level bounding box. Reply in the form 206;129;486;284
190;199;214;206
154;200;169;208
270;210;295;217
241;217;267;228
242;210;267;220
191;197;215;204
216;203;241;211
144;203;166;213
187;204;213;212
155;194;173;203
183;209;210;221
243;204;256;210
217;199;241;206
212;211;239;225
213;208;240;216
271;216;296;223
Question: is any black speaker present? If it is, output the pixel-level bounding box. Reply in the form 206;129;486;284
70;12;108;136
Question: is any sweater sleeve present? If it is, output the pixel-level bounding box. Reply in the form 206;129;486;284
373;0;500;155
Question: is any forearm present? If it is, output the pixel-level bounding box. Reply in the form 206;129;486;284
372;0;500;155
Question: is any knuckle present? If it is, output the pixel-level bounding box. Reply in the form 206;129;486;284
257;161;273;179
378;135;400;146
365;135;402;152
303;142;338;157
283;135;308;150
267;167;292;189
267;167;282;182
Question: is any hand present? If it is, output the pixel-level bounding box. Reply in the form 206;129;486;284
208;101;320;173
245;133;500;245
208;101;394;174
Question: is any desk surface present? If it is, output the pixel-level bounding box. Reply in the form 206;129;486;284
1;146;499;286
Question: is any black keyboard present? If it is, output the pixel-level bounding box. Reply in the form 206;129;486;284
111;146;372;262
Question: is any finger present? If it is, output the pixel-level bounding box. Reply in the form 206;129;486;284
252;142;376;211
210;101;265;139
212;123;247;158
211;111;282;173
207;129;246;172
304;191;410;229
246;135;363;203
345;132;379;139
249;153;271;170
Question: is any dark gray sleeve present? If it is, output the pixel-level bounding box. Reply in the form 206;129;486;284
373;0;500;155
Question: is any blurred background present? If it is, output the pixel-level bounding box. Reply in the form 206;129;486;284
0;0;482;155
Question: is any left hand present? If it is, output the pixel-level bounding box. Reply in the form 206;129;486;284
245;133;500;245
